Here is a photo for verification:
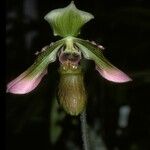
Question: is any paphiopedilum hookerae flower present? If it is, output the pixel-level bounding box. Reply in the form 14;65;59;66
6;1;132;116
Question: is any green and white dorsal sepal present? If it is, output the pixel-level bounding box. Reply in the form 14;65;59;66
44;1;94;37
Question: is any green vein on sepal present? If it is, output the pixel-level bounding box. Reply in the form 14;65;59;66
44;1;94;37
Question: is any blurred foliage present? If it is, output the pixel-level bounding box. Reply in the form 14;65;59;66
6;0;150;150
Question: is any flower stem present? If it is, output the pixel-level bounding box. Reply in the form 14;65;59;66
80;110;90;150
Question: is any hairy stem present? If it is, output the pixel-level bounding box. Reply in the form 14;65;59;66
80;110;90;150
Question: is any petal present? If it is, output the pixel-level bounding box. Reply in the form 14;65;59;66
7;69;47;94
75;38;132;83
44;1;94;37
6;40;64;94
96;66;132;83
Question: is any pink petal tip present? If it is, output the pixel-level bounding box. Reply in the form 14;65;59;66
96;66;132;83
6;69;47;94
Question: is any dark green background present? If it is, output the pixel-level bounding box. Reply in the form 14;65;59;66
6;0;150;150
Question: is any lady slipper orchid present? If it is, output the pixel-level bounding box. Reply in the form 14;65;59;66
7;1;132;114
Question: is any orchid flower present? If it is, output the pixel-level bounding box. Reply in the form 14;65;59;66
6;1;132;115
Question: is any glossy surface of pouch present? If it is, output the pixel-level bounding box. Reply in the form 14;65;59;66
58;63;87;116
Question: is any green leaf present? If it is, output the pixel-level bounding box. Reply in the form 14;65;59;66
50;97;65;144
44;1;94;37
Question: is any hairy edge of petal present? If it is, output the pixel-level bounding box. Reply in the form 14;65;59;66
6;69;47;94
96;66;132;83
